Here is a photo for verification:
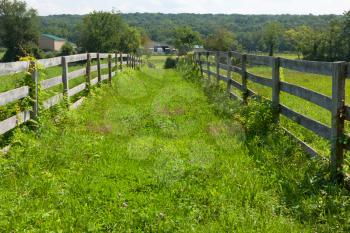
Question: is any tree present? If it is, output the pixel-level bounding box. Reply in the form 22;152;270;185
0;0;40;61
173;26;202;55
205;28;240;51
60;42;75;56
119;27;141;53
261;21;283;56
285;26;314;59
78;11;128;52
342;10;350;60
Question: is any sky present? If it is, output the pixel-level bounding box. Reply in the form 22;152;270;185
25;0;350;16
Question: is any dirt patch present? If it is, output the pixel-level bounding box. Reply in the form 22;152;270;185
87;122;113;135
207;123;225;137
207;121;245;137
160;107;186;116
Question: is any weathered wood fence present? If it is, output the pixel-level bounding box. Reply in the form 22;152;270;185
0;52;142;140
195;51;350;180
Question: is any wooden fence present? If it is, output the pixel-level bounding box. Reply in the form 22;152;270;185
195;51;350;181
0;52;142;141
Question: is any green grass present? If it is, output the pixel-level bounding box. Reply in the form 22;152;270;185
250;52;300;60
0;58;112;122
203;57;350;159
147;55;174;69
1;64;350;232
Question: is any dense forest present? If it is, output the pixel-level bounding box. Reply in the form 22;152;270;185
40;13;340;52
1;3;349;62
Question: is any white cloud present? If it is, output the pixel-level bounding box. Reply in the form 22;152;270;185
24;0;350;15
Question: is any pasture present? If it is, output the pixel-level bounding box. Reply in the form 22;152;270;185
1;63;350;231
202;55;350;169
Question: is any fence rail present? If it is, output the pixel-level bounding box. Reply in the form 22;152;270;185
0;52;142;138
195;51;350;181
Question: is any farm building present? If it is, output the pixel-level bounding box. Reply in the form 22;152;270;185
145;41;175;54
39;34;66;52
194;45;205;53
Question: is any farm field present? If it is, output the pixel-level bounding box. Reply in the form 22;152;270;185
204;58;350;161
0;58;112;127
249;52;300;60
1;60;350;231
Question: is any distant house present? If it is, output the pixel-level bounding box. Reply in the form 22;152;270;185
146;41;175;54
194;45;205;53
39;34;66;52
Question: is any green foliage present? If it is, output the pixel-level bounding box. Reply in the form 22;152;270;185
44;51;59;59
40;15;81;43
205;28;240;51
119;26;141;53
59;42;75;56
122;13;339;52
262;21;284;56
78;11;128;52
286;11;350;61
0;0;40;62
78;11;142;54
173;26;202;55
164;57;177;69
285;26;314;59
38;13;347;56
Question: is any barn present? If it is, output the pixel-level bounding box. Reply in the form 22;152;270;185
39;34;66;52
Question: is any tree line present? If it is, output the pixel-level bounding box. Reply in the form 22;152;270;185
0;0;349;62
40;12;350;61
167;12;350;61
0;0;141;62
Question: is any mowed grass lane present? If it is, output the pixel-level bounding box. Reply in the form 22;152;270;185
0;67;346;232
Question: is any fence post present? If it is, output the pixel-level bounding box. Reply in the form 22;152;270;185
30;61;39;118
130;55;132;69
241;54;248;103
86;53;91;92
198;53;203;77
226;52;232;94
120;52;123;70
108;54;112;84
272;57;280;123
97;53;101;84
216;51;220;83
62;56;69;104
207;52;211;82
115;52;118;76
330;61;347;181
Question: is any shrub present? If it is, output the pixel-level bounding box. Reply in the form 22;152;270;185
164;57;177;69
60;43;75;56
44;51;59;59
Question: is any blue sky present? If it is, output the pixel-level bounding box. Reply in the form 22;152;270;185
25;0;350;16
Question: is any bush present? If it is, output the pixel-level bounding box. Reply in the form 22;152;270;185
44;51;59;58
164;57;177;69
60;43;75;56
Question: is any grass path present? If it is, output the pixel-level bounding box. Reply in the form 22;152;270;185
0;67;346;232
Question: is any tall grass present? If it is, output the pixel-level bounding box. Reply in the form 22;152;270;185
0;59;350;232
